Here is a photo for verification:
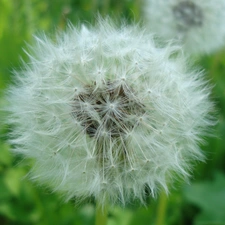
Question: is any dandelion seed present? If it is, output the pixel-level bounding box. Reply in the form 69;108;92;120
6;19;213;206
144;0;225;54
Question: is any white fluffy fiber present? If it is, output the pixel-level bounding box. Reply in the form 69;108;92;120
6;19;213;205
144;0;225;55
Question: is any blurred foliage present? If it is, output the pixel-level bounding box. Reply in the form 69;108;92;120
0;0;225;224
183;172;225;225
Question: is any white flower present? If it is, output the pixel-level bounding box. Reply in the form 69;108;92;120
144;0;225;55
6;19;213;205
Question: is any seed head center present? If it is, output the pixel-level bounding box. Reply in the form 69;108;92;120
173;1;203;30
72;82;144;139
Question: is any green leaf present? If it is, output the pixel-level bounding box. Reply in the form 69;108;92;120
183;172;225;225
0;203;16;220
3;168;26;197
0;143;12;166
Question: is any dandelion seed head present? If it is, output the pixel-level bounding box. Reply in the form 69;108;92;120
144;0;225;54
6;19;214;205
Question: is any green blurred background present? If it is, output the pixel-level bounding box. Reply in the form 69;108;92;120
0;0;225;224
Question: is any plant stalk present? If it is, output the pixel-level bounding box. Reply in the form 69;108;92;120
95;199;108;225
155;190;168;225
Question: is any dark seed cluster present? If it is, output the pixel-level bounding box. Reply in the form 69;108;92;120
72;81;144;139
173;1;203;30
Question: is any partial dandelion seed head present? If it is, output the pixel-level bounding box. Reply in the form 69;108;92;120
5;18;214;206
144;0;225;55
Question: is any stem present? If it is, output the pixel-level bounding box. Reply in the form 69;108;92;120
95;199;108;225
155;190;168;225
